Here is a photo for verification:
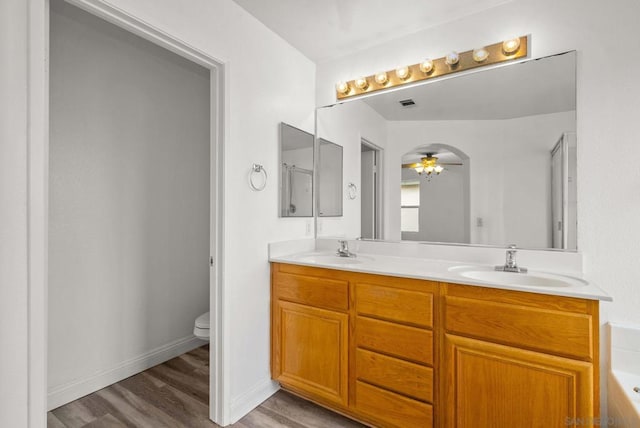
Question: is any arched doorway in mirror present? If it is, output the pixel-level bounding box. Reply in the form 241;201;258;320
400;144;470;243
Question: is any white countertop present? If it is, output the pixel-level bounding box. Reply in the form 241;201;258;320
269;247;612;302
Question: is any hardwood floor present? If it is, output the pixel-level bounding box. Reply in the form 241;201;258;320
48;345;365;428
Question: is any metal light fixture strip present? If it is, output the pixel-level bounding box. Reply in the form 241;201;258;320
336;36;528;100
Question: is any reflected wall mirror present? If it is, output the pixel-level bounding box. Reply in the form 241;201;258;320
316;51;577;250
317;138;343;217
279;122;314;217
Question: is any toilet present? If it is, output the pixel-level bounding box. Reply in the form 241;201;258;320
193;312;210;340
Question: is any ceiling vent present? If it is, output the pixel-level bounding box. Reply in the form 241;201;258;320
399;99;416;107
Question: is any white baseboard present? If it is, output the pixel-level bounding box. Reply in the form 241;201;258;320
47;335;207;411
229;378;280;424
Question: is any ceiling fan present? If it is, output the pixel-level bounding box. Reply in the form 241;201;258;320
402;152;463;176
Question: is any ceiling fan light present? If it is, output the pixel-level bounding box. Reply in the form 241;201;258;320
435;165;444;173
414;166;423;174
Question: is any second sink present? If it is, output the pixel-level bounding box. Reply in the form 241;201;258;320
448;265;587;288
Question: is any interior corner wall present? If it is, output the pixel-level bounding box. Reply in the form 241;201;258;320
92;0;317;422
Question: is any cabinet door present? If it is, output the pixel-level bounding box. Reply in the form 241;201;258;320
274;300;349;406
444;334;593;428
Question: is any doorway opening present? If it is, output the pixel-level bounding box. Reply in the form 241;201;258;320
45;0;225;424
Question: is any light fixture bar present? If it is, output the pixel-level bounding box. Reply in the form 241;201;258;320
336;36;528;100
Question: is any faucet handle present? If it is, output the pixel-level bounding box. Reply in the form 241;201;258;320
508;244;517;249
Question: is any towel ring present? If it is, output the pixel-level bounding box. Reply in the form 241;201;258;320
249;163;267;191
347;182;358;200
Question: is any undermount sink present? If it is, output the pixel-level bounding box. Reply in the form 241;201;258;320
448;265;587;288
293;253;373;265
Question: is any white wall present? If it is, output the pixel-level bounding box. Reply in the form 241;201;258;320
316;101;387;238
3;0;316;425
317;0;640;417
0;0;30;426
388;112;575;246
48;0;210;404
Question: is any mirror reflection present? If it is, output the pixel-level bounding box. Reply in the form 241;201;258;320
316;51;577;250
280;122;313;217
318;138;343;217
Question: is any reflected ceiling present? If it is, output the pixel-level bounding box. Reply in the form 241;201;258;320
363;52;576;120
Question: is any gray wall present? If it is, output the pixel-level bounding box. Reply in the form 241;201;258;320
49;0;210;400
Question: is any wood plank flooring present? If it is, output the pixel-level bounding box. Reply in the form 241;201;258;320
48;345;366;428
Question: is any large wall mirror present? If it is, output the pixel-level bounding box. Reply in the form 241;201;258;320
280;122;314;217
316;51;577;250
318;138;343;217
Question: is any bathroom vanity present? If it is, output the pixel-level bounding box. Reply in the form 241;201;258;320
270;246;608;428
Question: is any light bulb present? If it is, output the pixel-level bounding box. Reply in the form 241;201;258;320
355;77;369;90
472;47;489;62
435;165;444;174
414;166;423;174
502;37;521;55
374;71;388;85
419;59;434;74
336;81;350;95
395;65;411;80
425;165;435;174
445;51;459;66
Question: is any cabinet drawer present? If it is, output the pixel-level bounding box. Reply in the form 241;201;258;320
274;271;348;311
355;283;433;328
356;348;433;402
356;317;433;365
445;295;593;360
355;381;433;428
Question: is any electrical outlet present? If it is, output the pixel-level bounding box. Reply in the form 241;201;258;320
476;217;484;227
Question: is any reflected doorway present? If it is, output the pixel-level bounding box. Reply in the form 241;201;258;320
361;139;383;239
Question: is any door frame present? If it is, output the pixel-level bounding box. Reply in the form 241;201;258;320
27;0;228;424
360;137;384;239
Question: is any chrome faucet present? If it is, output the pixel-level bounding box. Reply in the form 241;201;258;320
336;240;355;258
495;244;527;273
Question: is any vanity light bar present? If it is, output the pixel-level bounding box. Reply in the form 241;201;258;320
335;36;528;100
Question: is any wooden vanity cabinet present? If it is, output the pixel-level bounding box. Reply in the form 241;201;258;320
352;277;437;428
271;263;437;427
442;283;599;428
271;263;350;407
271;263;599;428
